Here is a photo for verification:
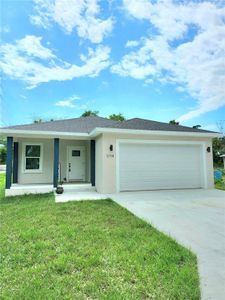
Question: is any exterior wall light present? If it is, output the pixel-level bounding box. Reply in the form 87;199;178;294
109;145;113;151
207;147;211;153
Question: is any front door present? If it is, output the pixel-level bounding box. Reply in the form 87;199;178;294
67;146;86;181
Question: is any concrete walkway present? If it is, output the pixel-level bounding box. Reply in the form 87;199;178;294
0;165;6;173
112;189;225;300
55;186;107;202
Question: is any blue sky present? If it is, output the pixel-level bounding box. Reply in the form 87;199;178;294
1;0;225;131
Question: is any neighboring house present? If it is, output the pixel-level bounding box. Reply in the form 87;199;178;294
220;155;225;169
0;116;219;196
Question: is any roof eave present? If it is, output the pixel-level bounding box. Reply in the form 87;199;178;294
0;129;89;139
89;127;221;138
0;127;221;139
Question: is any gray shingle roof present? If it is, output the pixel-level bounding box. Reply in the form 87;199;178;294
2;116;214;134
112;118;214;133
2;116;120;133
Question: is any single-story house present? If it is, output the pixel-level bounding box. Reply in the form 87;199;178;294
220;154;225;169
0;116;219;196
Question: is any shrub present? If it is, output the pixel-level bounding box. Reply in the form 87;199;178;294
0;147;6;164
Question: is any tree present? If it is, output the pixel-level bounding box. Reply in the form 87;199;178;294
0;136;6;147
33;119;43;123
213;137;225;167
0;147;6;164
192;125;201;129
217;120;225;135
81;110;99;117
33;118;55;123
109;113;125;121
169;120;179;125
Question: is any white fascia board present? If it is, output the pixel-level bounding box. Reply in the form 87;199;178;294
0;127;221;139
89;127;221;138
0;129;89;139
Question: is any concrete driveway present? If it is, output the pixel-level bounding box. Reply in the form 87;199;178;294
112;189;225;300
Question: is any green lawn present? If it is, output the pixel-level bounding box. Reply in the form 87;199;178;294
215;177;225;190
214;169;225;191
0;174;200;299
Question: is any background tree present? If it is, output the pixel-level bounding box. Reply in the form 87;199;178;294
212;120;225;167
109;113;126;121
0;136;6;164
0;147;6;164
213;137;225;167
169;120;179;125
192;125;201;129
81;110;99;117
217;120;225;135
33;119;43;123
33;118;54;123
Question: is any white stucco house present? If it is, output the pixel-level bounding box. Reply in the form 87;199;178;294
0;116;219;196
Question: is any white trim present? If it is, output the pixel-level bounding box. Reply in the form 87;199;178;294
117;139;206;145
116;139;120;193
66;145;86;182
90;127;220;138
0;129;89;139
22;142;43;174
116;139;207;192
0;127;221;139
201;143;207;189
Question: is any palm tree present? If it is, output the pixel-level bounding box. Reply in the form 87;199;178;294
81;110;99;117
109;113;126;121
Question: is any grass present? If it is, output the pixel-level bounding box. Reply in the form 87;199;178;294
0;174;200;299
215;176;225;190
214;168;225;191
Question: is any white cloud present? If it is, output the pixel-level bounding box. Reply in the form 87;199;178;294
30;0;113;43
113;0;225;121
20;95;28;100
123;0;152;20
16;35;56;59
55;95;80;107
0;35;111;88
1;25;10;33
111;44;156;79
125;40;140;48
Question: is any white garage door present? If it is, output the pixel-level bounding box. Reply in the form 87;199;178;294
118;142;204;191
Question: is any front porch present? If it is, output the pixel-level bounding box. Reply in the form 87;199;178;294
5;136;96;196
5;182;107;201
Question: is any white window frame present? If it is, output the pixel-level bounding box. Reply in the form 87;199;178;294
22;143;43;173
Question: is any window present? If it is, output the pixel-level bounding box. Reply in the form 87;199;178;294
23;144;43;172
72;150;80;157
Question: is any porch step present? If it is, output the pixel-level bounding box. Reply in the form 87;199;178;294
6;184;53;196
6;183;94;197
63;183;93;190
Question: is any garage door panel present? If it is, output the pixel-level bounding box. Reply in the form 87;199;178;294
119;142;203;191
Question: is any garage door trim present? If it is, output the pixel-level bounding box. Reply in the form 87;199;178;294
116;139;207;192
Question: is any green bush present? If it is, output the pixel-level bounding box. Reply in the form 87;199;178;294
0;147;6;164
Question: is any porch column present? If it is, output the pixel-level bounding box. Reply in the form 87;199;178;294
6;136;13;189
53;138;59;188
13;142;19;184
90;140;95;186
